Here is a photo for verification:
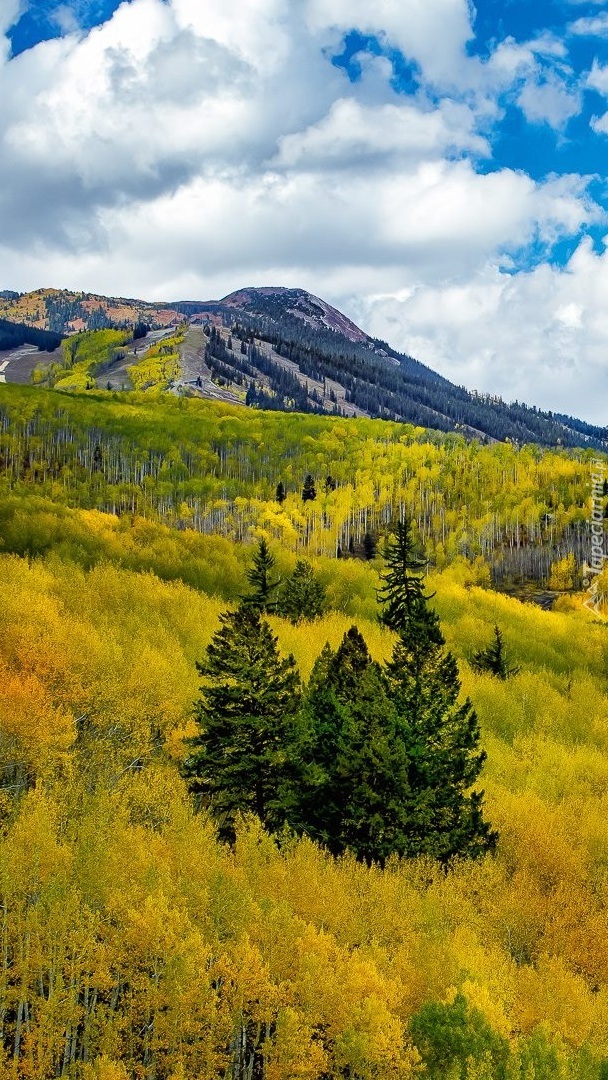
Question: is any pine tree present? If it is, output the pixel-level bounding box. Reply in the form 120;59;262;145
289;627;412;864
242;539;279;612
183;606;301;839
324;475;336;494
275;481;287;505
471;626;520;679
277;560;326;623
381;520;497;862
301;474;317;502
363;532;377;560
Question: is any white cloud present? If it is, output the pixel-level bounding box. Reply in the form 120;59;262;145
569;12;608;35
591;110;608;134
517;72;581;128
305;0;474;86
587;59;608;94
355;238;608;424
273;98;489;170
50;5;81;35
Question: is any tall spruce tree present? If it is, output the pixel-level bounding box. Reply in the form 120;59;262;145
277;560;326;623
183;605;301;839
380;520;497;862
242;538;279;612
289;627;412;864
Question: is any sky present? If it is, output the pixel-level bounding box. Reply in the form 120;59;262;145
3;0;608;421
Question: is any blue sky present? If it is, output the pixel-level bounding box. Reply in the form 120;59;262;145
3;0;608;420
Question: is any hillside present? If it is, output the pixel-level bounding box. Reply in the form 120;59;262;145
0;287;181;334
1;382;608;1076
2;285;606;449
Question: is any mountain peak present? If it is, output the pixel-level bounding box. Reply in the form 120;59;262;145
220;286;370;344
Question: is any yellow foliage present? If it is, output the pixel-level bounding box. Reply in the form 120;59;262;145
2;550;608;1073
82;1058;129;1080
548;552;576;591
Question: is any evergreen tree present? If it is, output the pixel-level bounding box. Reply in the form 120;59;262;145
183;605;301;839
381;520;497;862
289;627;412;864
324;475;337;493
277;560;326;623
242;539;279;612
275;480;287;505
363;531;377;560
302;474;317;502
471;625;520;679
377;519;435;639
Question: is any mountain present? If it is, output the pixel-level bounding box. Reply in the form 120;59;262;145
1;284;606;449
220;286;371;343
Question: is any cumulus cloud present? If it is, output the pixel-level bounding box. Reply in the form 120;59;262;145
354;238;608;424
273;98;489;170
517;71;582;128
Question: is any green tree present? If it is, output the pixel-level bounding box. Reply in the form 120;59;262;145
183;606;301;839
377;519;435;637
471;626;520;679
242;538;279;612
409;994;510;1080
275;480;287;505
302;474;317;502
289;627;412;864
277;560;326;623
381;520;497;862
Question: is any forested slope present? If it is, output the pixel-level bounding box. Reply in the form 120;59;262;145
0;384;601;587
1;384;608;1076
2;551;608;1076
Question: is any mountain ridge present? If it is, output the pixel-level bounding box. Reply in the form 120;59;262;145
1;284;606;450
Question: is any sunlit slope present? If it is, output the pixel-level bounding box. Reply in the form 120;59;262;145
0;383;601;586
2;551;608;1073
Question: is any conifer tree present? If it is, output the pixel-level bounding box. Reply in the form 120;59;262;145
378;519;435;641
301;474;317;502
242;539;279;612
275;480;287;505
471;625;519;679
363;531;377;560
277;560;326;623
184;605;301;839
289;627;412;864
381;520;497;861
